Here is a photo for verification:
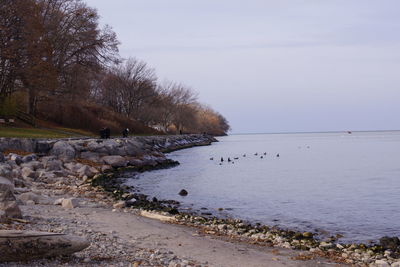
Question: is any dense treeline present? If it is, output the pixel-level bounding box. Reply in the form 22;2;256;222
0;0;230;135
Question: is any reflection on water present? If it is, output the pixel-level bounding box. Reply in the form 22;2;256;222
125;132;400;243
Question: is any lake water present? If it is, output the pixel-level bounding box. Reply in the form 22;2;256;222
125;132;400;243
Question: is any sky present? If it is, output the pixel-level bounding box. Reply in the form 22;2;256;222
85;0;400;134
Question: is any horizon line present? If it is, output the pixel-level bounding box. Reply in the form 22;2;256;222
229;129;400;135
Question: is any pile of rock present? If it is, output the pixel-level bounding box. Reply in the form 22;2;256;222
0;135;217;264
0;135;216;221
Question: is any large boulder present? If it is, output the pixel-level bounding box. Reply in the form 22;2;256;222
86;141;108;154
101;155;127;168
50;141;76;160
79;151;101;162
0;177;22;219
103;139;120;155
124;140;145;156
0;230;90;262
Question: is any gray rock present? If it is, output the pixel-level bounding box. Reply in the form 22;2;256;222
126;158;143;167
101;165;113;172
20;161;44;171
80;151;100;161
103;139;121;155
0;230;90;262
40;156;57;166
45;159;63;171
22;154;37;163
374;260;390;267
0;138;35;153
86;141;108;154
64;162;84;173
0;163;12;180
21;167;37;179
101;155;127;168
0;152;4;163
18;192;41;204
0;177;22;219
50;141;76;160
76;165;98;178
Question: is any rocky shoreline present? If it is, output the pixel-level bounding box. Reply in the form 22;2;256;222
97;169;400;267
0;134;399;266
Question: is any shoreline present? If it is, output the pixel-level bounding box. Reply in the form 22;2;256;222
0;135;398;266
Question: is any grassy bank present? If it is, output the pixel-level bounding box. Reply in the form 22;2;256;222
0;126;94;138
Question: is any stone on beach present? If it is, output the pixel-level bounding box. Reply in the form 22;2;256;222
22;154;37;163
0;152;4;163
0;230;89;262
101;155;127;168
21;167;37;179
18;192;41;204
76;165;98;178
50;141;76;160
113;201;126;209
61;198;79;209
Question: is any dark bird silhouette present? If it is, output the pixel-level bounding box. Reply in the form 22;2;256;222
210;157;214;160
263;152;267;155
243;154;246;157
221;157;224;162
254;153;258;156
228;157;231;162
276;153;280;157
260;156;264;159
234;157;239;160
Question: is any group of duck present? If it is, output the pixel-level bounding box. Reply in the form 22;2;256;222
210;152;280;164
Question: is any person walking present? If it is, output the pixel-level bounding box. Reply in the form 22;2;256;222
122;128;129;138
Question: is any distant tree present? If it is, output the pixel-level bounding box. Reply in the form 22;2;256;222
96;58;158;123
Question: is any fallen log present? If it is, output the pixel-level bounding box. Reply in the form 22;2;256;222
0;230;89;262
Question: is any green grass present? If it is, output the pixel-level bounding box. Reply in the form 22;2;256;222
0;126;90;138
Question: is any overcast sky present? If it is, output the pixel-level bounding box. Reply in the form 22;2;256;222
85;0;400;134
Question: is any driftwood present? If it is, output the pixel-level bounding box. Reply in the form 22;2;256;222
0;230;89;262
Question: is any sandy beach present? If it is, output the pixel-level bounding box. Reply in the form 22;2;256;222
2;190;342;267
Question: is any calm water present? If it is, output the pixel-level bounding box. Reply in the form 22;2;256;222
125;132;400;243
